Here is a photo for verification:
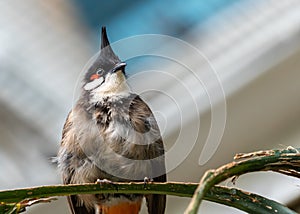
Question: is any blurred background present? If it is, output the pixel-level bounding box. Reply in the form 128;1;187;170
1;0;300;213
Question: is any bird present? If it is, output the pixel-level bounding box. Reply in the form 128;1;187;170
57;27;166;214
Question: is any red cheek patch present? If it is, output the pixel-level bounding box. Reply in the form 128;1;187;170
90;74;100;80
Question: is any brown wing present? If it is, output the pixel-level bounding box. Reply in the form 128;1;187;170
66;195;92;214
129;95;167;214
145;172;167;214
60;111;95;214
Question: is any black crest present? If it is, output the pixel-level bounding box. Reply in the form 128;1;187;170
100;26;120;63
84;27;121;82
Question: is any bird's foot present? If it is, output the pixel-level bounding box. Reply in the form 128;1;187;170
143;177;153;189
96;178;113;184
96;179;118;191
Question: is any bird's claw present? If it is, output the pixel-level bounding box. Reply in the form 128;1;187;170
143;177;153;188
96;179;118;191
96;179;113;184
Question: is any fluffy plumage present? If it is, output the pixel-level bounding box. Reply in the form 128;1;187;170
57;27;166;214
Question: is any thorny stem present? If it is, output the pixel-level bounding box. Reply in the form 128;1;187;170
185;147;300;214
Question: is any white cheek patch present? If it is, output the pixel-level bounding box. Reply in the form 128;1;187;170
84;77;104;91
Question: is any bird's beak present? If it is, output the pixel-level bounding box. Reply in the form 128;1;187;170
110;62;127;74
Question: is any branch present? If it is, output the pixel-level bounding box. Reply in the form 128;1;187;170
0;183;296;214
1;147;299;213
185;147;300;214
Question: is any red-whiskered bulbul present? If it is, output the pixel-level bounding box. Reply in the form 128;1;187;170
57;27;166;214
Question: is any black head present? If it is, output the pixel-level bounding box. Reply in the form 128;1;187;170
83;27;126;91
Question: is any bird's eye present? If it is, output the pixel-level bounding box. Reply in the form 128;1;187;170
90;69;104;81
96;69;104;75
